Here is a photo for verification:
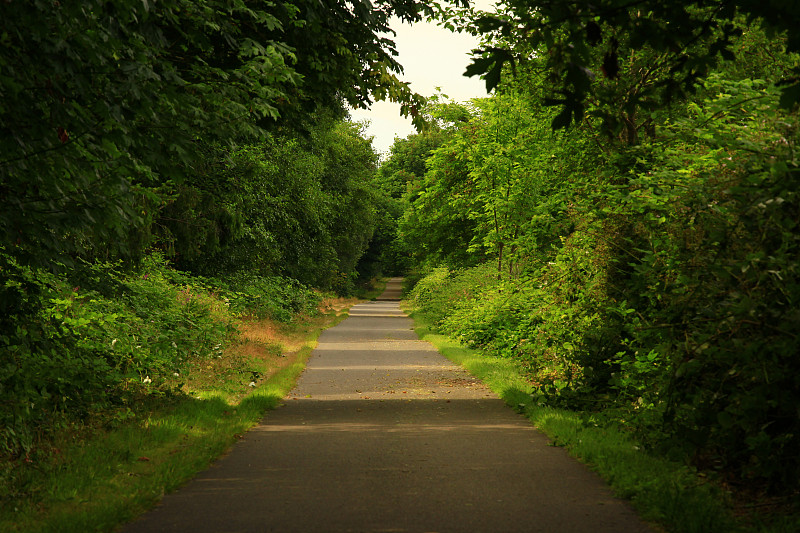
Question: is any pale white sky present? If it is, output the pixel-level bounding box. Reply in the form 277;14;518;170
350;9;493;155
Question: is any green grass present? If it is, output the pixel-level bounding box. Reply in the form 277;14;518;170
407;309;744;533
0;310;349;533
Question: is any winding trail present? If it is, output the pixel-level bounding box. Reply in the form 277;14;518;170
123;278;652;532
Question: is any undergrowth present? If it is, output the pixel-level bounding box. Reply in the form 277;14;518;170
405;278;800;533
0;251;337;524
406;311;743;533
0;262;356;532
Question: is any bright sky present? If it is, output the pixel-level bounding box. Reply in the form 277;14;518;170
349;9;493;156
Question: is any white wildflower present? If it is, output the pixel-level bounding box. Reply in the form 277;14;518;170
768;270;784;280
142;376;152;384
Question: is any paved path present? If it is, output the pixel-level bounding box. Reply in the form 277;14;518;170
123;278;652;532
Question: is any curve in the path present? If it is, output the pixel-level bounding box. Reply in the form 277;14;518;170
123;277;652;533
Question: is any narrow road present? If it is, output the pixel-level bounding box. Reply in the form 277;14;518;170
123;278;652;533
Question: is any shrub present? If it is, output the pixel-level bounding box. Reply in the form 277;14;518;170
0;252;237;459
213;272;321;322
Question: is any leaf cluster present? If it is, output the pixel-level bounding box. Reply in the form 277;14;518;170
459;0;800;136
0;0;429;269
0;250;323;463
396;51;800;498
165;113;380;292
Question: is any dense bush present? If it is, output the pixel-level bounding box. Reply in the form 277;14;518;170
164;114;379;291
0;251;323;460
0;0;426;272
401;67;800;491
214;272;321;322
608;77;800;487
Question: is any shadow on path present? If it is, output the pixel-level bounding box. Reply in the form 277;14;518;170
122;278;652;533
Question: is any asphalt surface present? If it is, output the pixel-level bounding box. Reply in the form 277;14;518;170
122;278;652;533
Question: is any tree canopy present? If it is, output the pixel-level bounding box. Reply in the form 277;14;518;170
389;5;800;503
457;0;800;135
0;0;429;268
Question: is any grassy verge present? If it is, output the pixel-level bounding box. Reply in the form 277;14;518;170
405;307;744;533
0;305;352;533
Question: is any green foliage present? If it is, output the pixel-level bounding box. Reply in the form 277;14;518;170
411;314;739;533
399;85;598;270
398;37;800;494
0;250;323;461
407;266;459;319
0;0;429;270
362;102;459;278
1;2;400;470
457;0;800;132
355;189;409;279
0;306;338;533
1;0;295;266
375;130;450;199
400;127;486;267
606;75;800;488
214;273;321;322
166;113;379;292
